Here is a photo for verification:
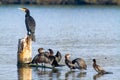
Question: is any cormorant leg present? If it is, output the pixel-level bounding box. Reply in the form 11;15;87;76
43;63;46;71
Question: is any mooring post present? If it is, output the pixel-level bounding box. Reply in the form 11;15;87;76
17;35;32;66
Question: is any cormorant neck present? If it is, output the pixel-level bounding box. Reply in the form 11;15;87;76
93;59;96;63
50;53;53;56
65;57;69;60
93;61;96;64
49;49;54;55
25;10;30;17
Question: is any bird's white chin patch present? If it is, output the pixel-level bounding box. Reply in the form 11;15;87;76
41;50;45;53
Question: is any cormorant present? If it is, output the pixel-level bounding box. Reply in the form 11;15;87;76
31;48;61;67
31;48;50;65
65;54;87;70
93;59;113;74
48;49;62;63
48;49;62;67
19;8;36;41
55;51;62;63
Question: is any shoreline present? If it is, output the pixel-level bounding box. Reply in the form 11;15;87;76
0;0;120;5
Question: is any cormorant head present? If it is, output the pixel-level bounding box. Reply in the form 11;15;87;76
65;54;70;59
48;49;54;55
19;7;30;14
93;59;96;63
38;48;44;53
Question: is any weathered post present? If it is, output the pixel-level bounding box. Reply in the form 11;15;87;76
17;35;32;66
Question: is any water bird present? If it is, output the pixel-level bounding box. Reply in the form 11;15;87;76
19;7;36;41
92;59;113;74
31;48;63;67
48;49;62;67
31;48;50;65
48;49;62;63
65;54;87;70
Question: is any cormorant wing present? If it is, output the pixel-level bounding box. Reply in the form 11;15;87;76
55;51;62;63
65;59;76;69
31;54;39;63
95;64;105;73
72;58;87;70
44;51;50;57
25;16;36;33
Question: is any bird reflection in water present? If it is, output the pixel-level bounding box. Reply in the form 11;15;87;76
33;67;61;80
65;71;86;80
65;71;75;80
77;72;86;78
93;73;104;80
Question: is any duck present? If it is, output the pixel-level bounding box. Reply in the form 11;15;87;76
92;59;113;74
65;54;87;70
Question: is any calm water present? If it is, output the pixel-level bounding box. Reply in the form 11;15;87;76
0;5;120;80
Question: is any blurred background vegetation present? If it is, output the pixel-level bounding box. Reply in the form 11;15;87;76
0;0;120;5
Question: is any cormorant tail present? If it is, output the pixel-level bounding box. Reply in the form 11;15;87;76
104;71;113;74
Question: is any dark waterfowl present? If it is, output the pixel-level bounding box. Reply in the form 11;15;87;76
65;54;87;70
48;49;54;62
55;51;62;63
48;49;62;63
19;7;36;41
93;59;113;74
31;48;50;65
48;49;62;67
31;48;62;67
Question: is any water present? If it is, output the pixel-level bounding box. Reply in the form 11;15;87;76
0;5;120;80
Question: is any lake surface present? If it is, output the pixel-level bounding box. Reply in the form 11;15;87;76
0;5;120;80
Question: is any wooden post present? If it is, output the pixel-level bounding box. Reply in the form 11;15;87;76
17;35;32;66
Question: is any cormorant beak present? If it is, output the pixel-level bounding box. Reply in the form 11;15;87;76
18;8;26;12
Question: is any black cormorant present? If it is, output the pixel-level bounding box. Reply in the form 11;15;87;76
19;8;36;41
48;49;62;67
55;51;62;63
48;49;62;63
65;54;87;70
93;59;113;74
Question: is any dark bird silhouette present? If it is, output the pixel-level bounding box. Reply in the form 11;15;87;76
55;51;62;63
48;49;62;63
93;59;113;74
19;8;36;41
65;54;87;70
48;49;62;67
